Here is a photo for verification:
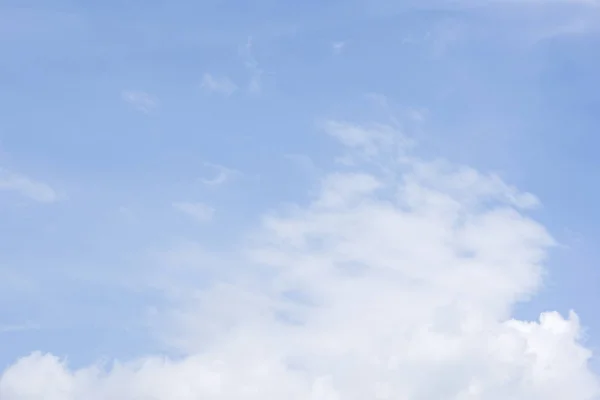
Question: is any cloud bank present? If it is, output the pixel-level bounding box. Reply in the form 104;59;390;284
1;120;598;399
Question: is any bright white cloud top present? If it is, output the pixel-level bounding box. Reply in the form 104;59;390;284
1;120;598;399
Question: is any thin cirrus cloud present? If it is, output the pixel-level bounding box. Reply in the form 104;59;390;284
332;41;346;55
172;201;215;222
240;37;264;95
200;73;238;96
0;118;598;399
121;90;159;113
0;169;59;203
0;323;40;334
200;162;239;186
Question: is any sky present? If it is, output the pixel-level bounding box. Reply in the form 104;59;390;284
1;0;600;398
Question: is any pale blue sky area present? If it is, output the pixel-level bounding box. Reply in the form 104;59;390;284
1;0;600;372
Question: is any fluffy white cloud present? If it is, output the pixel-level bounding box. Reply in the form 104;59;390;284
0;168;59;202
1;120;598;399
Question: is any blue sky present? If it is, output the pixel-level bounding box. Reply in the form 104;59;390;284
1;1;600;398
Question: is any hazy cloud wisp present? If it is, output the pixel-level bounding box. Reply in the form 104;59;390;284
173;201;215;222
201;74;238;96
0;169;59;203
121;90;159;114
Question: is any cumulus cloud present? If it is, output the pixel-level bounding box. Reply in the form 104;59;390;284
201;73;238;96
1;119;599;399
173;201;215;222
121;90;159;114
0;168;59;202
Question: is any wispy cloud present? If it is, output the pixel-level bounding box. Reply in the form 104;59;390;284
172;202;215;222
199;162;239;186
117;206;136;223
321;120;399;157
200;73;238;96
284;154;320;177
121;90;159;113
0;323;40;334
0;169;59;203
406;107;428;122
531;17;599;44
240;37;264;94
0;270;36;298
332;41;346;55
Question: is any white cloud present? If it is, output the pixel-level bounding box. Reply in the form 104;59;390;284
121;90;158;113
332;41;346;55
1;120;599;399
173;201;215;222
201;73;238;96
200;162;239;186
285;154;320;177
0;169;59;203
0;270;36;298
407;107;427;122
531;17;599;44
321;120;404;157
0;322;40;333
248;75;262;95
240;37;264;95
